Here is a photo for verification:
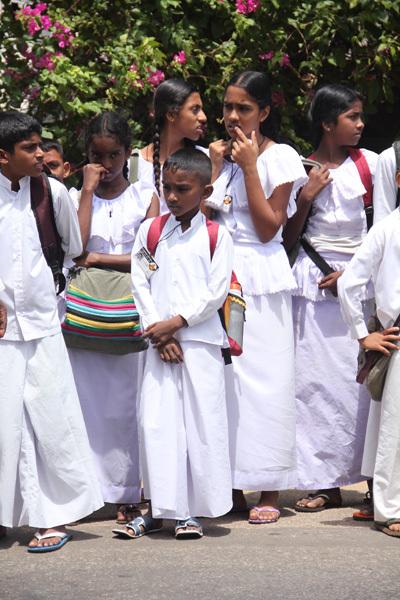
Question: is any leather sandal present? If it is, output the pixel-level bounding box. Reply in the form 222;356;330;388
294;488;342;513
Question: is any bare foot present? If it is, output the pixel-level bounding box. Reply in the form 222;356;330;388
116;504;141;524
28;526;67;549
388;522;400;534
295;488;342;511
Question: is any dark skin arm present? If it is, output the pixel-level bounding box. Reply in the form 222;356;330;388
144;315;187;347
157;337;184;363
0;301;7;338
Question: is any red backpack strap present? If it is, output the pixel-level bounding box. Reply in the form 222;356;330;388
146;213;170;256
347;148;373;208
30;173;65;293
205;218;219;260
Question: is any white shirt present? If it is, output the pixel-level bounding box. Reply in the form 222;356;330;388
373;146;398;224
131;211;233;345
0;172;82;341
338;209;400;339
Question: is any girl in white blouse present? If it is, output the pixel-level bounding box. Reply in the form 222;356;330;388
68;112;158;524
284;84;378;514
134;79;208;213
207;71;307;525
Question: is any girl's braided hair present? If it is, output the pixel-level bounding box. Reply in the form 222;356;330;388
152;79;196;194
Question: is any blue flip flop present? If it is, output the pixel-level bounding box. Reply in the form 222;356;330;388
27;531;72;553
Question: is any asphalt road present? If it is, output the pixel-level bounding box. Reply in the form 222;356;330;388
1;485;400;600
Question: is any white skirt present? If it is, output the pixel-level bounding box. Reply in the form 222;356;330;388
373;350;400;523
68;348;142;504
227;291;297;491
293;296;371;489
0;334;103;528
140;342;232;520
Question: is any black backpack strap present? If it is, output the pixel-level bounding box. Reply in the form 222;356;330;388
30;173;66;294
300;238;335;277
392;140;400;209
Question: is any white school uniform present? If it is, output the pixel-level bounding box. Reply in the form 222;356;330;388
133;145;209;214
373;147;398;224
292;149;377;489
207;144;308;491
0;172;103;528
131;211;233;519
68;183;154;504
338;209;400;522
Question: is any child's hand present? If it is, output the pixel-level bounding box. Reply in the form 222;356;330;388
144;315;187;347
158;338;184;363
209;139;232;173
74;251;99;268
231;129;259;172
318;270;343;297
82;163;108;193
301;165;332;203
0;301;7;338
359;328;400;356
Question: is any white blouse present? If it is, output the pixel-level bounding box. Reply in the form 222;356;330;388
135;145;209;214
86;182;154;255
293;149;378;302
206;143;308;295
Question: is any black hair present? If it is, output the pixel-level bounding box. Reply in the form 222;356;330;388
0;111;41;152
152;79;197;194
226;71;278;140
163;148;211;186
309;84;363;147
41;139;64;160
85;111;132;179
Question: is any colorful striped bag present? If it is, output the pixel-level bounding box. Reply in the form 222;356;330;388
62;267;148;355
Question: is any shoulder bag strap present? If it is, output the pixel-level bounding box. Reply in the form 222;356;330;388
146;213;170;256
348;147;373;230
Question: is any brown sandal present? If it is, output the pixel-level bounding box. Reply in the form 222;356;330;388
294;488;342;513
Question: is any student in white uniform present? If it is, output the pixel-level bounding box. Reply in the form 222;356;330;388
283;84;378;512
207;71;307;524
338;208;400;537
0;111;103;552
68;112;158;525
135;79;208;213
372;143;399;223
114;148;233;539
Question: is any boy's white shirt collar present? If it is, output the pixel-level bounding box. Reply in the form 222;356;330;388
0;170;30;192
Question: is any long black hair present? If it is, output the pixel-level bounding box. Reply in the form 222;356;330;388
226;70;278;141
85;111;132;178
309;84;362;147
152;79;197;194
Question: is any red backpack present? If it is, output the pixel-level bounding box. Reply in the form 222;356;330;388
146;214;246;362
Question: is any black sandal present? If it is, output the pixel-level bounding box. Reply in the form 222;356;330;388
294;488;342;513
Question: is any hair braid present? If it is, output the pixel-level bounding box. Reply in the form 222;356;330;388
153;122;161;195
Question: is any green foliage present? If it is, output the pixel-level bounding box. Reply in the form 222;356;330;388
1;0;400;159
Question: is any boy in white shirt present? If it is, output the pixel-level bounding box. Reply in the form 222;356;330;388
338;207;400;537
0;111;103;552
115;148;233;539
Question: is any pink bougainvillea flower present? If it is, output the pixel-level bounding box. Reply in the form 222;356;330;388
259;51;274;61
27;18;41;36
173;50;187;64
36;3;48;13
129;63;138;72
40;15;52;30
235;0;260;14
272;90;286;107
147;69;165;87
35;52;56;70
279;53;291;67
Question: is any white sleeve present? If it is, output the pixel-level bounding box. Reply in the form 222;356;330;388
50;178;83;259
130;219;162;327
373;147;397;224
338;226;383;339
179;226;234;327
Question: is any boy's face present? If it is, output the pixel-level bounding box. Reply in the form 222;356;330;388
162;168;212;218
43;148;70;181
0;133;44;180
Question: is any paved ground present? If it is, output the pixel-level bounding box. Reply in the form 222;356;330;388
1;484;400;600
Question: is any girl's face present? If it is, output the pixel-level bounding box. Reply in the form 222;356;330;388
223;85;269;140
87;134;130;182
171;92;207;141
325;100;364;146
